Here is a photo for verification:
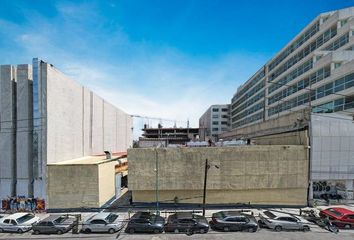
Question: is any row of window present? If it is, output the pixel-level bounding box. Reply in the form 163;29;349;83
269;25;337;81
233;69;265;100
268;66;331;105
268;59;313;94
212;108;229;112
268;21;320;71
233;111;263;128
212;121;229;125
231;90;265;117
232;101;264;122
323;32;349;51
268;72;354;116
232;79;265;109
312;96;354;113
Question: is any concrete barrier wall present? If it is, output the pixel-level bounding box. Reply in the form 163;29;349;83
128;146;309;205
252;130;309;146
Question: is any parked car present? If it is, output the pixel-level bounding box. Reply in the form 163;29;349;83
125;212;165;234
319;207;354;229
32;215;75;234
259;210;310;232
82;212;125;234
209;211;258;232
0;213;39;233
164;212;209;234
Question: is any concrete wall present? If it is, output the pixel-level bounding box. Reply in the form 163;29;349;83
0;65;16;198
221;108;310;140
16;65;33;197
47;164;99;209
44;64;132;165
253;130;309;146
128;146;309;205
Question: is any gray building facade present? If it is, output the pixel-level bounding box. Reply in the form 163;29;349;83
0;58;133;200
199;104;230;140
231;7;354;130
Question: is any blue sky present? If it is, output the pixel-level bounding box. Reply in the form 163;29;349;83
0;0;353;133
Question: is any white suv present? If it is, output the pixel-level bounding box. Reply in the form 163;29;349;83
0;213;39;233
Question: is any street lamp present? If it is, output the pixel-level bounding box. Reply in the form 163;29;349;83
202;158;219;216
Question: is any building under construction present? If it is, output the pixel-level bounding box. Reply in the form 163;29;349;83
138;124;201;147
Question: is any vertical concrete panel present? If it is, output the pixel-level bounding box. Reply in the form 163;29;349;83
83;88;91;156
103;102;117;151
46;65;84;163
0;65;16;198
16;64;33;196
92;94;104;154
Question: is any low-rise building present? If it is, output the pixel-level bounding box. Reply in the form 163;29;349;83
199;104;230;141
46;152;127;209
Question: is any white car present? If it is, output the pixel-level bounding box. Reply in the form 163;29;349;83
0;213;39;233
259;210;310;232
82;212;125;234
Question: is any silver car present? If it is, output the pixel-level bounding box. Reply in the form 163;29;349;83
259;210;310;232
0;213;39;233
82;212;125;234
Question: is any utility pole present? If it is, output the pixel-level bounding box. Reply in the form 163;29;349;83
202;158;210;217
155;148;160;215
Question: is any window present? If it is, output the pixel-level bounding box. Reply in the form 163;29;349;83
90;220;106;225
212;128;219;131
221;121;228;125
212;114;218;118
334;62;342;69
3;219;10;224
212;108;219;112
221;108;228;112
212;121;218;125
10;220;17;225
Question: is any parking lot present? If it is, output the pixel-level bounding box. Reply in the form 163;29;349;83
0;207;354;239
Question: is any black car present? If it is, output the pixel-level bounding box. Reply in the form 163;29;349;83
164;212;209;234
32;215;75;235
210;211;258;232
125;212;165;234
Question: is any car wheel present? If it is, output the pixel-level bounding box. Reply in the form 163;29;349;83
84;228;91;233
223;226;230;232
129;228;135;234
174;228;179;233
303;226;310;232
153;228;161;234
248;227;256;233
274;226;282;232
108;228;115;234
200;228;206;234
34;230;40;235
57;230;63;235
344;224;351;229
0;228;3;233
17;228;23;233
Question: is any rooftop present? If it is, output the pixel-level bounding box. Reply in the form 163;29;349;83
47;152;127;166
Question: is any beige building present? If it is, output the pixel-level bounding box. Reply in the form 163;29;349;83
128;146;309;206
47;153;126;209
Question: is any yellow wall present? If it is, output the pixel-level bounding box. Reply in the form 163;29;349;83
98;161;117;206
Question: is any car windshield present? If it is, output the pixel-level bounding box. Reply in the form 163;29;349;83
105;214;118;223
263;211;276;219
54;216;68;223
17;214;35;224
328;209;343;217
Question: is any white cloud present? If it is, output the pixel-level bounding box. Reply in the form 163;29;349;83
0;1;269;138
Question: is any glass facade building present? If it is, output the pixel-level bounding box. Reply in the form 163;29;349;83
230;7;354;130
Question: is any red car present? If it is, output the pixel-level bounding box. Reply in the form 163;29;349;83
319;207;354;229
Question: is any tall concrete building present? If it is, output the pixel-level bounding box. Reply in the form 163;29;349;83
199;104;230;140
231;7;354;130
0;58;133;200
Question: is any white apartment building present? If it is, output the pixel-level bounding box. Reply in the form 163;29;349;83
231;7;354;129
199;104;230;140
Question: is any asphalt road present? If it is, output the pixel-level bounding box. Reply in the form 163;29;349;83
0;228;354;240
